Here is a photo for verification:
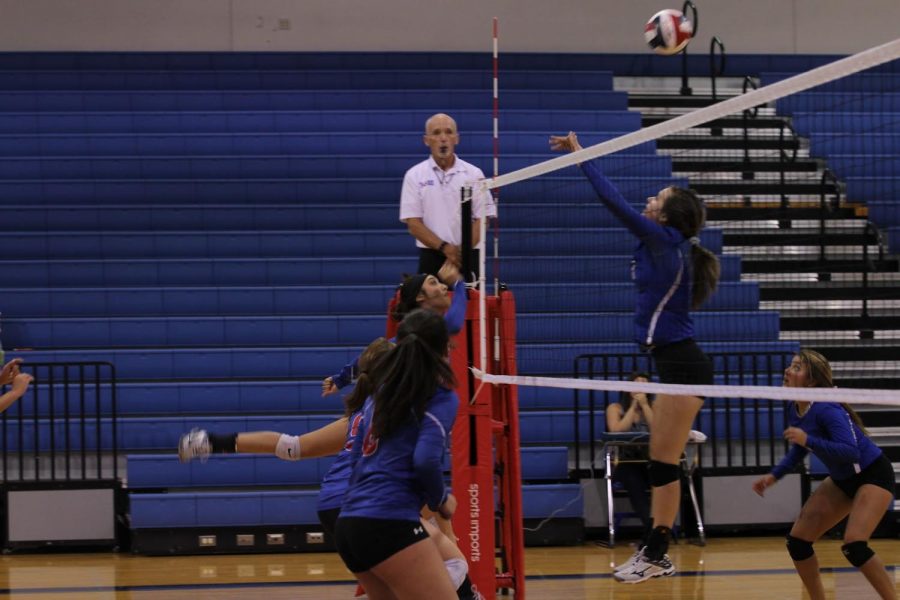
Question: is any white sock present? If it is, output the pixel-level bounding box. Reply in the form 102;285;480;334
444;558;468;590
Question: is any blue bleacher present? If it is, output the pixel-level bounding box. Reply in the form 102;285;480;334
0;131;656;157
809;133;900;155
0;69;616;92
766;68;900;238
819;155;900;177
846;178;900;203
4;372;788;417
777;92;900;114
0;54;795;537
2;175;688;205
0;280;752;318
0;227;718;260
1;254;743;287
8;340;797;381
130;483;583;528
0;109;641;135
890;227;900;253
1;401;793;453
8;310;778;349
867;201;900;230
0;89;630;112
130;491;321;528
126;446;569;489
0;154;668;180
761;72;900;93
790;112;900;136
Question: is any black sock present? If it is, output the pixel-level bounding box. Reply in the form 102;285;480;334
456;575;476;599
644;526;671;561
208;432;238;453
640;519;654;548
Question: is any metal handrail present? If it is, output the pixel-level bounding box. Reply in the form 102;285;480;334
741;76;759;175
818;169;842;261
709;36;726;102
860;221;886;336
680;0;698;96
1;361;118;483
778;120;799;209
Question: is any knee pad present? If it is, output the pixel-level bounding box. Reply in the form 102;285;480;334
444;558;468;589
841;541;874;568
275;434;302;461
785;535;815;561
648;460;680;487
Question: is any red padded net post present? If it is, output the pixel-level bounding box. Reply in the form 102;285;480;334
385;288;524;599
450;290;524;600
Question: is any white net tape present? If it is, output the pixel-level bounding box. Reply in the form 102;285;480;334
473;369;900;407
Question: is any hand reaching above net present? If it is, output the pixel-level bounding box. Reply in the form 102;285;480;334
549;131;583;153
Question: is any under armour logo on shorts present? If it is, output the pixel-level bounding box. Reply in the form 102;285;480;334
413;526;424;536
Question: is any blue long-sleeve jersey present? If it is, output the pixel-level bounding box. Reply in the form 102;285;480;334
315;409;365;512
771;402;883;482
581;159;695;347
330;279;467;389
340;387;458;521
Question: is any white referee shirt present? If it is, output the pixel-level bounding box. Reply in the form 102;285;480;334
399;155;496;250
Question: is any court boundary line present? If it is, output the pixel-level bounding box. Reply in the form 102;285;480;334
0;564;896;595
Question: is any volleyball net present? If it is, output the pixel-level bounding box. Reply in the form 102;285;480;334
471;37;900;416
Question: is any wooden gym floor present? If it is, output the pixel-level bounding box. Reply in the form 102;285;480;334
0;537;896;599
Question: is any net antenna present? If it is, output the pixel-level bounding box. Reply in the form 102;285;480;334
481;37;900;193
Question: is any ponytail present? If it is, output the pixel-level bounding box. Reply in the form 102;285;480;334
690;243;721;309
661;187;721;309
343;337;394;416
371;310;454;438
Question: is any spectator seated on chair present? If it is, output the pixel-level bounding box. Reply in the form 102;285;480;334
605;372;654;534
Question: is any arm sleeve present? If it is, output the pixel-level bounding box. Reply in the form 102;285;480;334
330;353;360;390
399;170;423;221
771;444;809;480
804;406;861;463
414;393;459;511
443;280;468;335
580;159;670;241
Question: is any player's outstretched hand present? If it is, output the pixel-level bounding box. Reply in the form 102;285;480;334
751;474;776;497
0;358;23;386
437;260;461;287
321;377;339;397
549;131;583;153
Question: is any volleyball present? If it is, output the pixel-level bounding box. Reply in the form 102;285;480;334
644;9;693;55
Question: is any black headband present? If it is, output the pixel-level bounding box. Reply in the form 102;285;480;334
399;273;429;310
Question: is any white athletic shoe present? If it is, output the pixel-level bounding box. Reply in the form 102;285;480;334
178;428;211;463
614;553;675;583
613;546;645;572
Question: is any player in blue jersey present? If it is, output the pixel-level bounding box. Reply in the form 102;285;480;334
178;337;394;533
551;132;721;583
335;309;460;600
179;335;479;599
322;260;465;396
753;349;897;600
